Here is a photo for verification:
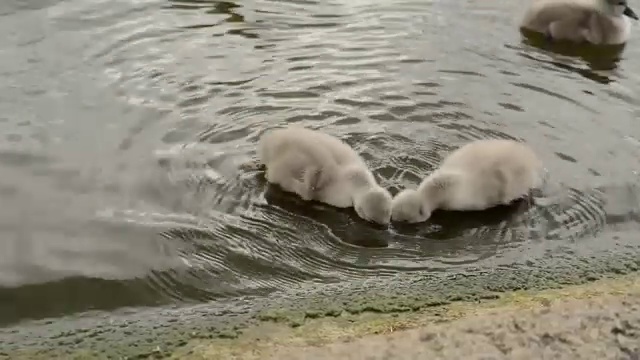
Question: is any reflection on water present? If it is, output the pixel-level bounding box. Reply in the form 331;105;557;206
1;0;640;327
519;28;626;84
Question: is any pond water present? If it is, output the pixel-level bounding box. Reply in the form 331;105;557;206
2;0;640;327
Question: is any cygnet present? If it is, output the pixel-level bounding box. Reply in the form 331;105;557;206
391;139;543;224
258;125;393;225
520;0;638;45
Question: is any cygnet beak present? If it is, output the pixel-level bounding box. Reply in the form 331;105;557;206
624;6;639;20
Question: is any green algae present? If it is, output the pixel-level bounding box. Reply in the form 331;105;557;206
1;251;639;359
251;254;640;328
177;273;640;360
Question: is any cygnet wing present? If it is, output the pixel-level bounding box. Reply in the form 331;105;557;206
439;140;541;176
522;0;594;30
299;129;364;166
258;127;339;170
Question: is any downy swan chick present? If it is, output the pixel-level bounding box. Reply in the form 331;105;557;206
521;0;638;45
391;139;543;223
258;126;393;225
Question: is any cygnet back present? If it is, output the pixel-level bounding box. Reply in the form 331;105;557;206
258;126;343;201
258;126;392;225
259;126;334;167
520;0;637;44
424;139;543;211
263;126;378;207
522;0;598;29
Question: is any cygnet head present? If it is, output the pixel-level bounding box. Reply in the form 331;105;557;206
603;0;639;20
353;187;392;226
390;188;432;223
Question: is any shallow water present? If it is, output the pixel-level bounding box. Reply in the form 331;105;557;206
1;0;640;327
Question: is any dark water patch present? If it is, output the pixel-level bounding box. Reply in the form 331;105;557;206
261;185;390;249
0;277;170;327
258;90;321;99
554;152;577;163
498;102;525;112
511;82;596;113
334;98;385;109
438;70;486;77
519;27;626;73
518;50;616;85
0;150;52;168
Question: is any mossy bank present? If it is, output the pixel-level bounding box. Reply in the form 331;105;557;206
1;238;639;360
171;273;640;360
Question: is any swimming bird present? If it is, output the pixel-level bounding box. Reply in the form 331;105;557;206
257;125;393;225
520;0;638;45
391;139;544;224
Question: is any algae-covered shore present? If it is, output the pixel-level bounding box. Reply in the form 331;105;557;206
2;243;639;359
174;273;640;360
8;272;636;360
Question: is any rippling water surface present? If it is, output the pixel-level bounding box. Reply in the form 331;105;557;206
2;0;640;326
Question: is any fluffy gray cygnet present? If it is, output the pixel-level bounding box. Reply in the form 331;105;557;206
391;139;544;224
257;125;393;225
520;0;638;45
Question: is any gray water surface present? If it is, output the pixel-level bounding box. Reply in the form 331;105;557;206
1;0;640;326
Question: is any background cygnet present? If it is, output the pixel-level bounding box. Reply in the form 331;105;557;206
520;0;639;45
391;139;544;224
258;125;392;225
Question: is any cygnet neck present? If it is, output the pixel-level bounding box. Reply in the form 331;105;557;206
417;180;441;210
588;0;622;16
578;0;607;10
417;170;461;208
341;165;379;200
